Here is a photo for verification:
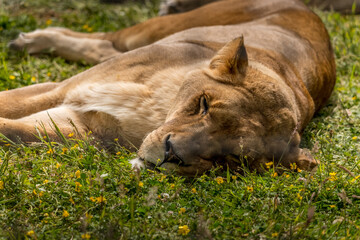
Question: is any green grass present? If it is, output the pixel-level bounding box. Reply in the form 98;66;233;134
0;0;359;239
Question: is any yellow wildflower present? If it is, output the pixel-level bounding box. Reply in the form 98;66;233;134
33;189;37;195
75;182;82;192
47;149;53;154
282;173;290;178
191;188;197;193
90;197;96;202
68;132;74;138
350;175;360;183
31;76;36;82
82;24;89;30
170;184;175;188
71;144;79;150
27;230;35;236
96;196;106;203
272;172;278;177
297;193;303;200
232;175;237;180
9;75;15;80
86;212;93;221
47;72;52;77
272;232;279;237
4;144;11;146
159;175;166;182
75;170;81;178
62;148;68;154
178;225;190;235
297;168;302;173
179;208;186;214
215;177;224;184
138;181;144;187
352;136;358;141
63;210;70;218
265;161;273;169
69;198;75;205
0;181;4;190
81;233;91;239
116;152;121;155
290;163;297;170
247;186;254;192
46;19;52;25
114;138;118;141
56;163;61;169
43;179;49;184
330;205;336;208
39;191;44;197
329;172;337;181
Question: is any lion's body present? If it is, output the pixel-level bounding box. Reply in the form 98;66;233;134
2;0;335;175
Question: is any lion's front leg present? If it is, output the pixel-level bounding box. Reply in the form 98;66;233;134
0;107;87;144
0;82;60;119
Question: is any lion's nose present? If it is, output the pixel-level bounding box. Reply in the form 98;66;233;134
162;135;184;166
165;134;174;160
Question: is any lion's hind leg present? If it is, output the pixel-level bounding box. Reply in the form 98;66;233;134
9;28;120;64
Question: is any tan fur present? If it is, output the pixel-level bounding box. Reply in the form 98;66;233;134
3;0;335;175
159;0;360;15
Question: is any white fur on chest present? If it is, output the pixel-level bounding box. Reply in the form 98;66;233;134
63;64;204;143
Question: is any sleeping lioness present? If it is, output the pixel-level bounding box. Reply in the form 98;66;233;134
2;0;335;176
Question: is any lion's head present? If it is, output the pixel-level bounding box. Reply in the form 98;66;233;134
133;37;317;176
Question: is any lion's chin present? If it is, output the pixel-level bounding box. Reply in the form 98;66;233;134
130;155;214;176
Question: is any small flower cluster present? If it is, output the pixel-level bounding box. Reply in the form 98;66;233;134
82;24;93;32
350;175;360;183
75;182;82;192
215;177;224;184
178;225;190;235
90;196;106;203
329;172;337;181
290;163;302;172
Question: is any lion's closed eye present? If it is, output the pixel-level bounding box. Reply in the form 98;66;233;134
200;95;209;115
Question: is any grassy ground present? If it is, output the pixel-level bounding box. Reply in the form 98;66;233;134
0;0;359;239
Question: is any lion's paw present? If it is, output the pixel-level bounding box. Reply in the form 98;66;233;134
8;29;60;54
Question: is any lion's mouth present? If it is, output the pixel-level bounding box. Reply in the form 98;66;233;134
144;159;156;169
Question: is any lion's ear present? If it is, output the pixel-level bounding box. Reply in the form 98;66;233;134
209;36;248;83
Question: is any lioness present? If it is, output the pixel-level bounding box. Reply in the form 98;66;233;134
2;0;335;176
